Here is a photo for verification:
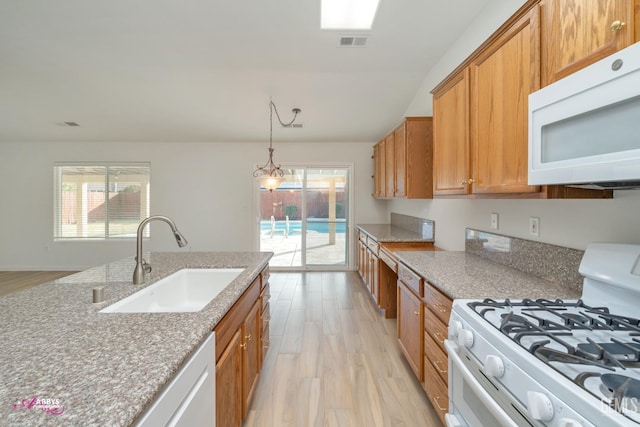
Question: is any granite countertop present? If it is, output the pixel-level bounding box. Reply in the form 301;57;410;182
394;251;581;300
0;251;272;427
357;224;434;243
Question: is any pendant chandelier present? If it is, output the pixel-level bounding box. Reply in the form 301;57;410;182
253;99;301;192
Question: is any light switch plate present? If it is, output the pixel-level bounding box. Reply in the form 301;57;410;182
490;213;499;230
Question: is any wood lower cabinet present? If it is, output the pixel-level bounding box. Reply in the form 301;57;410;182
242;300;261;417
214;266;269;427
540;0;636;86
260;268;271;367
377;248;398;318
216;329;242;427
422;280;452;426
356;228;438;319
397;277;424;381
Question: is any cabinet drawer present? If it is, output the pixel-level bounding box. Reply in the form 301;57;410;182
423;281;452;325
423;354;449;425
261;301;270;321
261;284;270;312
366;238;379;254
424;331;448;385
378;248;397;272
261;266;270;290
424;305;448;355
398;263;422;297
261;322;270;361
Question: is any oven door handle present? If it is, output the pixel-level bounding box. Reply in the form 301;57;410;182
445;340;519;427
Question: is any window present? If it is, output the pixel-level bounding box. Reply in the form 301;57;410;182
53;162;150;240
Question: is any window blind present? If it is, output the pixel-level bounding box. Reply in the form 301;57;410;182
53;162;151;240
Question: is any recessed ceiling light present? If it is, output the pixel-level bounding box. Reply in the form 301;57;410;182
321;0;380;30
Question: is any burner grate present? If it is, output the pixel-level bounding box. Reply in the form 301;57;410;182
468;298;640;369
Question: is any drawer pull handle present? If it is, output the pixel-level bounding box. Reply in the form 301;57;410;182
240;343;247;350
433;396;447;412
245;334;252;341
433;332;446;344
434;303;449;313
413;311;420;316
432;360;447;374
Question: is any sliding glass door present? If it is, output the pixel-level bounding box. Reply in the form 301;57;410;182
258;166;350;269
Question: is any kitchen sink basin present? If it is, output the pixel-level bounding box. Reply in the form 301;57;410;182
100;268;244;313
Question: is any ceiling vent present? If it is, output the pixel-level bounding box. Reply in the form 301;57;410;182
64;121;80;126
338;35;368;47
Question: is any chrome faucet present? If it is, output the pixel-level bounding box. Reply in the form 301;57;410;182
133;215;189;284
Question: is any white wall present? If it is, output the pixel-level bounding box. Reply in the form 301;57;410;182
388;0;640;251
0;141;383;270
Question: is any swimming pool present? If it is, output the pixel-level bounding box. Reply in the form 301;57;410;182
260;220;346;234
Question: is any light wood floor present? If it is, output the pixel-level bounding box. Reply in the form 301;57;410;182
0;270;441;426
244;271;441;427
0;271;77;297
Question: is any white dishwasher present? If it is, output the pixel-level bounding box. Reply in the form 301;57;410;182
135;332;216;427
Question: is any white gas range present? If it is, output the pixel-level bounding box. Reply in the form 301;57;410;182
446;243;640;427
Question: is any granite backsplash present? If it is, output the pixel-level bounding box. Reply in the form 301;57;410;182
390;212;434;240
465;229;584;293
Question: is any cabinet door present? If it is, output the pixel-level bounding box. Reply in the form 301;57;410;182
372;143;382;198
216;329;243;427
433;69;470;195
470;7;540;194
540;0;634;86
242;300;261;418
405;118;434;199
370;250;379;304
384;134;395;197
394;123;407;197
376;140;386;198
397;280;423;380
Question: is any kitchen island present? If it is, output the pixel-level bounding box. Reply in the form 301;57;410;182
0;251;271;426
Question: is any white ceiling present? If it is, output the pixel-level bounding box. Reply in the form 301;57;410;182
0;0;489;143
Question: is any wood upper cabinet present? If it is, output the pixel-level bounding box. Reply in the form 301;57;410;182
373;117;434;199
398;118;434;199
433;69;470;196
385;133;395;198
469;5;540;194
540;0;636;86
393;123;407;197
373;140;386;198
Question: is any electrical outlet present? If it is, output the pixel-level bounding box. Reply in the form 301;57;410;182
530;217;540;236
490;213;499;230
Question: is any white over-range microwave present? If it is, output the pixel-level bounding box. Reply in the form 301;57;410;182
528;41;640;189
